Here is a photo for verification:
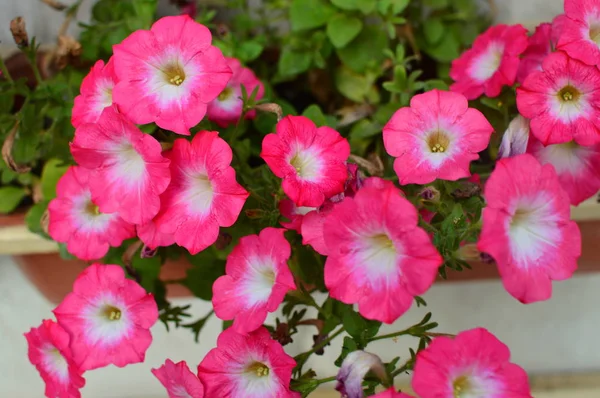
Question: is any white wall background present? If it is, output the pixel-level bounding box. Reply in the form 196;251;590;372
2;0;598;397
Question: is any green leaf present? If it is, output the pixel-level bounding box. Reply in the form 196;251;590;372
290;0;336;31
25;200;49;236
0;186;26;214
331;0;375;13
41;159;69;201
341;305;381;347
424;0;449;10
334;336;358;366
58;242;76;260
184;251;226;301
377;0;409;15
236;40;264;62
131;255;161;292
302;105;328;127
337;25;388;72
327;14;363;48
423;18;445;44
423;32;460;62
425;79;449;91
278;48;312;77
334;66;379;103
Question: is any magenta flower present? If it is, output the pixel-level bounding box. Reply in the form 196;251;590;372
478;154;581;303
71;107;171;224
207;57;265;127
323;182;442;323
373;389;414;398
261;115;350;207
53;264;159;371
197;327;299;398
450;24;528;99
383;90;493;185
112;15;232;135
412;328;532;398
137;218;175;250
517;51;600;146
72;58;117;128
152;359;204;398
528;136;600;205
25;320;85;398
213;228;296;334
557;0;600;66
278;198;317;232
516;18;563;84
48;166;135;260
154;131;249;254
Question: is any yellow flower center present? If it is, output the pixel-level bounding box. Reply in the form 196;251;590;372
590;24;600;44
85;201;100;216
246;362;270;377
557;85;580;103
218;87;234;101
163;63;186;86
427;131;450;153
101;305;122;321
453;375;471;398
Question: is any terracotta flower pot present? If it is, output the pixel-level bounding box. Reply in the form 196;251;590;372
13;252;192;304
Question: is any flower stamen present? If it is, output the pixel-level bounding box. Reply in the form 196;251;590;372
101;305;122;321
453;375;471;398
246;361;270;377
85;201;100;216
427;131;450;153
557;85;580;103
162;63;186;86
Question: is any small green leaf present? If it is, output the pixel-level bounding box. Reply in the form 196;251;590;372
236;40;264;62
41;159;69;201
377;0;409;15
334;336;359;366
423;18;445;44
302;104;328;127
337;25;388;72
25;200;49;236
290;0;336;31
58;243;75;260
0;186;27;214
327;14;363;48
342;306;381;347
334;66;379;103
184;252;226;301
131;255;162;292
331;0;376;13
278;48;312;76
423;32;460;62
424;0;448;10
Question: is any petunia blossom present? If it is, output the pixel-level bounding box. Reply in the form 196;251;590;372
336;351;387;398
528;136;600;205
498;115;530;159
412;328;532;398
450;24;528;99
112;15;232;135
48;166;135;261
557;0;600;66
25;320;86;398
137;218;175;250
278;199;316;233
152;359;204;398
323;182;443;323
212;228;296;334
53;263;159;371
154;131;248;254
516;17;564;84
197;327;299;398
72;58;118;128
207;57;265;127
478;154;581;303
373;389;414;398
71;107;171;224
383;90;494;185
517;51;600;146
261;115;350;207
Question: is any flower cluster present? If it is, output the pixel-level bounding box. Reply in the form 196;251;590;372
24;0;596;396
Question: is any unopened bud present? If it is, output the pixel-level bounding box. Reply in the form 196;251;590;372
419;186;440;203
10;17;29;48
254;103;283;121
245;209;265;219
41;0;68;10
456;243;481;261
215;232;232;250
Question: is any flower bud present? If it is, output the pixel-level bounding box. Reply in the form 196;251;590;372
498;115;530;159
456;243;481;261
10;17;29;47
336;351;388;398
419;186;440;203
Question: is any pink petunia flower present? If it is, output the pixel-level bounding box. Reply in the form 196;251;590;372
412;328;532;398
336;351;387;398
517;51;600;146
261;115;350;207
383;90;494;185
498;115;530;159
154;131;249;254
299;201;335;256
478;154;581;303
25;320;85;398
516;17;564;84
72;58;118;128
53;263;159;371
557;0;600;66
197;327;299;398
207;57;265;127
112;15;232;135
71;107;171;225
48;166;135;261
528;136;600;205
373;389;414;398
212;228;296;334
323;182;442;323
278;199;317;232
450;24;528;99
152;359;204;398
137;218;175;249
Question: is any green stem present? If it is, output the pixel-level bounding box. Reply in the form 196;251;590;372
299;285;329;319
0;56;13;83
294;327;344;361
367;325;415;343
315;375;336;386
